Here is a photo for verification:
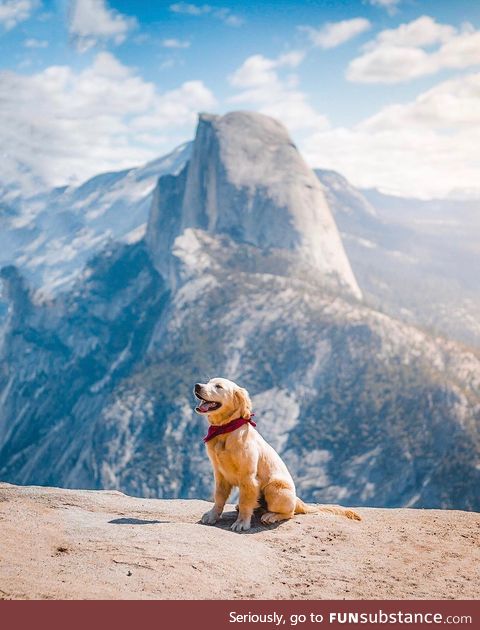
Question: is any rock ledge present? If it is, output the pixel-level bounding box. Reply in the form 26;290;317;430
1;483;478;600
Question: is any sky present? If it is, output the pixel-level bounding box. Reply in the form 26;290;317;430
1;0;480;199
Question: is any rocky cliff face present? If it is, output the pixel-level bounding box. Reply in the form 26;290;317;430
146;112;361;298
0;112;479;510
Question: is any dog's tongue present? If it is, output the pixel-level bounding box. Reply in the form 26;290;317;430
199;401;215;412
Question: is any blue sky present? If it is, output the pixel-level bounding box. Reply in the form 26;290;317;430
1;0;480;198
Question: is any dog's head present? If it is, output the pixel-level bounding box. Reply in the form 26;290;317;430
194;378;252;423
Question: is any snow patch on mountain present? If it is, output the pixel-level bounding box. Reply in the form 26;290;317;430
0;142;191;297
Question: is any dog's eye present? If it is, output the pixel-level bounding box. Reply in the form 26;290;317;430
215;384;223;389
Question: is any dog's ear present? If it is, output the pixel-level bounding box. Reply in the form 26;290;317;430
234;387;252;419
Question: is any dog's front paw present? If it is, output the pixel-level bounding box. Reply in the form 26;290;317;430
231;517;251;532
201;508;220;525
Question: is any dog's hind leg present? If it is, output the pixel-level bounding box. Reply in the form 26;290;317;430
261;480;296;525
235;491;267;514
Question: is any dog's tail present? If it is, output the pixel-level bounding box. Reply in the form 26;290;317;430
295;498;361;521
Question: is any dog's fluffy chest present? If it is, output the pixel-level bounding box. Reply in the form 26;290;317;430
207;436;245;485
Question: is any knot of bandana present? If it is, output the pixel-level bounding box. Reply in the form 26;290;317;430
203;414;256;443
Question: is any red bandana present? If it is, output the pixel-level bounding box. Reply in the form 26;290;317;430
203;414;256;443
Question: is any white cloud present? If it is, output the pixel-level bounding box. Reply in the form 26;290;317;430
158;58;177;70
301;72;480;198
228;52;328;133
347;16;480;83
276;50;305;67
24;37;48;48
170;2;206;15
0;52;216;194
366;0;401;15
0;0;38;30
130;80;216;132
162;38;190;48
169;2;243;27
361;72;480;130
300;18;371;49
69;0;137;52
229;51;303;87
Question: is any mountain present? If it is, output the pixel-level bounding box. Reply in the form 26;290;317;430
2;123;477;350
0;112;479;510
317;171;480;348
146;112;361;299
0;142;191;299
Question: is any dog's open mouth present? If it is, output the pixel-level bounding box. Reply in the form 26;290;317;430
195;395;222;414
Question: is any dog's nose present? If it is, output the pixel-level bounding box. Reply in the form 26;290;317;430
194;383;202;393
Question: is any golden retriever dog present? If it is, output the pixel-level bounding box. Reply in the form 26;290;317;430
194;377;361;532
